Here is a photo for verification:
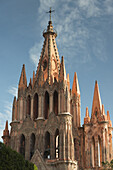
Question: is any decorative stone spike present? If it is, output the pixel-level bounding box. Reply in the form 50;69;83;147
67;74;70;90
84;107;90;124
72;72;80;96
18;64;27;89
91;80;102;118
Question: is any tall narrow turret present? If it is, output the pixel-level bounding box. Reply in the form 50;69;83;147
72;72;81;127
2;120;10;146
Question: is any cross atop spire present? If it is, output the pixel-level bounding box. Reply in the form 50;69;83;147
46;7;55;21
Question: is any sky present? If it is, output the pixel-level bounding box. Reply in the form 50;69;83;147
0;0;113;141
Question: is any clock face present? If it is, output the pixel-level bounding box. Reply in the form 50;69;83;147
43;60;47;71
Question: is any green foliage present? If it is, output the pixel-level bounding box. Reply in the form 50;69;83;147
34;164;38;170
102;159;113;170
0;142;37;170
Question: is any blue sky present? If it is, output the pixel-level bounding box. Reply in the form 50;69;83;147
0;0;113;141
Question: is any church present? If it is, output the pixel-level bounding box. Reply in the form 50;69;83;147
2;10;113;170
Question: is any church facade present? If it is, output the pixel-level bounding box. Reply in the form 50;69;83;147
2;17;113;170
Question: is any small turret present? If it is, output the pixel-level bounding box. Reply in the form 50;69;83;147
84;107;90;124
107;110;112;127
72;72;80;96
18;64;27;89
33;71;35;87
2;120;10;146
59;56;66;82
67;73;70;90
18;64;27;97
91;81;102;120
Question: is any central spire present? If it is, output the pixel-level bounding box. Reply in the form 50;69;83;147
36;10;60;85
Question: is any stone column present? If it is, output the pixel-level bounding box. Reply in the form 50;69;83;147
73;103;76;127
94;136;99;167
20;97;23;120
25;135;30;160
23;98;26;119
31;97;33;119
38;94;41;117
41;94;44;118
76;102;78;127
58;91;60;114
102;130;105;162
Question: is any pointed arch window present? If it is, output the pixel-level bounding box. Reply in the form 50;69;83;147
20;134;25;158
92;137;95;167
53;90;58;116
30;133;35;160
33;93;38;119
55;129;59;158
44;91;49;119
98;136;102;167
27;95;31;116
44;131;50;159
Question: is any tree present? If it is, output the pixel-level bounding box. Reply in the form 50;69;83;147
102;160;113;170
0;142;38;170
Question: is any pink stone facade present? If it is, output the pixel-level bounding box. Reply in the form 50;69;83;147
2;19;113;170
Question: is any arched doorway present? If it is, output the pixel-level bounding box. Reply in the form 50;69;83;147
55;129;59;158
30;133;35;159
20;134;25;157
53;90;58;116
33;93;38;119
44;131;50;159
44;91;49;119
27;95;31;116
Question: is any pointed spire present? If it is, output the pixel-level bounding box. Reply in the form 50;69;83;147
67;73;70;90
107;110;112;127
86;107;89;117
72;72;80;96
59;56;66;82
19;64;27;89
3;120;9;136
2;120;10;146
102;104;105;115
29;78;32;87
107;110;110;121
33;71;35;87
91;81;102;116
84;107;90;124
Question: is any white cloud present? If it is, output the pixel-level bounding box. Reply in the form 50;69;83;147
29;42;43;68
8;86;18;97
0;108;11;142
29;0;113;68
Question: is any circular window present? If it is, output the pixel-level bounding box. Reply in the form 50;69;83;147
43;60;47;71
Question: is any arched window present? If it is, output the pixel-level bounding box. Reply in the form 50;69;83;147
70;99;73;115
105;129;107;160
33;93;38;119
92;137;95;167
44;131;50;159
53;90;58;116
98;136;102;167
44;91;49;119
30;133;35;160
27;95;31;116
55;129;59;158
20;134;25;157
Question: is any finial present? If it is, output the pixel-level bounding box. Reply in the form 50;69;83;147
46;7;55;21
